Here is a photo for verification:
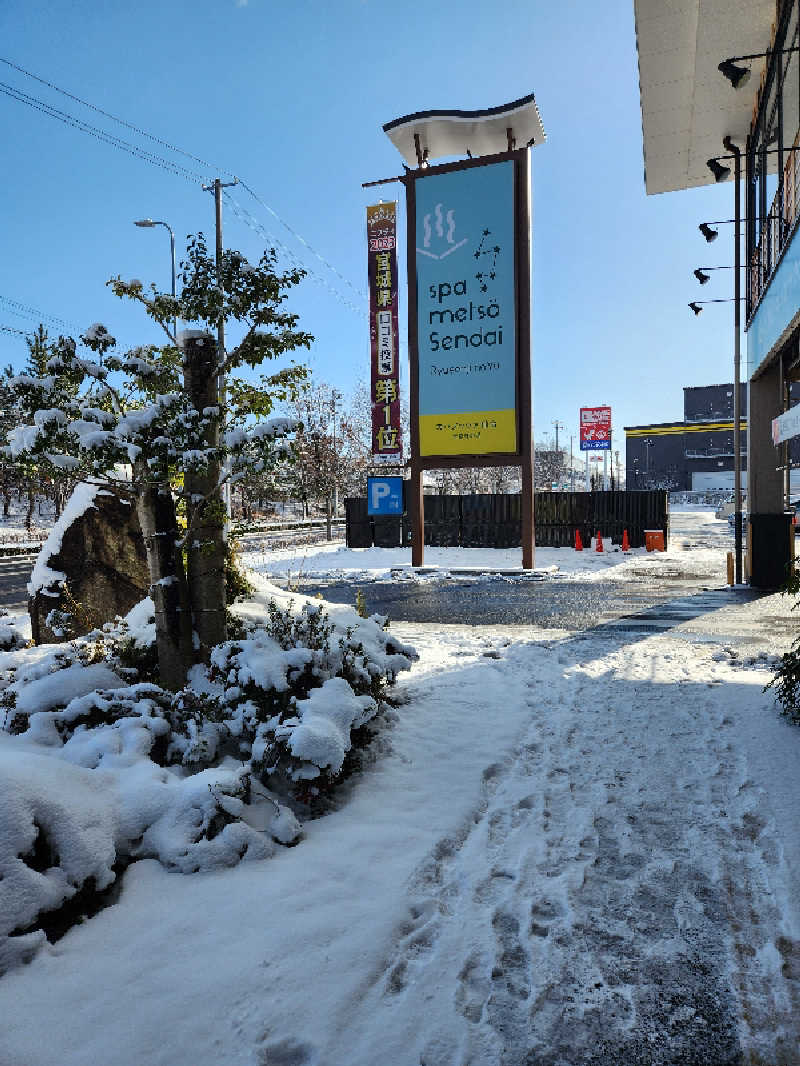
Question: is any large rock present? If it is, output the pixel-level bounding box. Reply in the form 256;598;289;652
29;484;149;644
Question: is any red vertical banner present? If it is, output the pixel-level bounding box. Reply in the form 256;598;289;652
367;203;402;463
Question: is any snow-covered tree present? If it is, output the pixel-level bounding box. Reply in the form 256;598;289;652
287;382;342;521
6;235;311;688
20;326;78;522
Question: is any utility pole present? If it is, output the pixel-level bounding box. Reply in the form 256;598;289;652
643;437;654;486
331;388;341;518
553;419;564;489
323;387;339;542
552;419;563;453
202;176;239;516
569;435;575;491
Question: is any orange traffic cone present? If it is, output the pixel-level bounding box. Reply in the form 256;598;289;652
622;529;630;552
596;530;603;552
575;529;583;551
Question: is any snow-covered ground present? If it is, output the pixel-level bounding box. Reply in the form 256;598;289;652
240;504;731;586
2;508;799;1064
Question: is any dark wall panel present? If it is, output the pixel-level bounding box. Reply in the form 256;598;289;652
346;492;668;551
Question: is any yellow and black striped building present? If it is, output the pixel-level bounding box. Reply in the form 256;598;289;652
625;384;748;492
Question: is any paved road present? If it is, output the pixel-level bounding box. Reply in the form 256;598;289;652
292;571;787;648
293;573;701;627
6;542;788;653
0;554;35;613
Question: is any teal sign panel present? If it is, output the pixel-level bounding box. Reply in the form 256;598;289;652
414;160;518;456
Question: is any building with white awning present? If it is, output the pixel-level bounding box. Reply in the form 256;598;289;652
634;0;799;585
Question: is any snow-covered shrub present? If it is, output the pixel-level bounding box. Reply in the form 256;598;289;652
765;639;800;723
0;580;416;975
168;596;416;803
44;606;76;641
3;594;414;797
225;538;254;606
0;734;119;977
0;610;26;652
0;696;300;975
765;564;800;723
1;662;126;737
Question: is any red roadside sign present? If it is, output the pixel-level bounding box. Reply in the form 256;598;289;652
579;406;611;450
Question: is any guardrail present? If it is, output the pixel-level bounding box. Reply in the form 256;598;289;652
234;518;346;536
236;522;346;551
0;542;44;557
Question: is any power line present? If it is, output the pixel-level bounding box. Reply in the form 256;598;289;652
0;54;234;180
238;180;367;303
0;57;367;313
224;191;307;273
224;191;367;319
0;294;76;332
0;81;207;185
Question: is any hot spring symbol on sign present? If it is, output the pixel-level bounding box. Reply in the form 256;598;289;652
418;204;468;260
415;160;517;456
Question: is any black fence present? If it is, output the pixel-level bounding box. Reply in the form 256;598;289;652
345;491;668;551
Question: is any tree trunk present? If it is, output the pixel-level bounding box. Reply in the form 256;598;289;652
182;332;226;660
25;488;34;532
136;484;194;691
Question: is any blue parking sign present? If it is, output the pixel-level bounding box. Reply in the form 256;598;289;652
367;476;405;515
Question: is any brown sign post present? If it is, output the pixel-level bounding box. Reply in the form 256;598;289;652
370;95;545;568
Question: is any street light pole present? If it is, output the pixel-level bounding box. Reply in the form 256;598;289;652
723;135;744;585
133;219;177;340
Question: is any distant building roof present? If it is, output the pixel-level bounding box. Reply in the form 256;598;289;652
625;420;746;437
683;382;740;392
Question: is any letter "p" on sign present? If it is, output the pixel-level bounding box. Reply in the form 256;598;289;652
370;482;390;509
367;477;404;515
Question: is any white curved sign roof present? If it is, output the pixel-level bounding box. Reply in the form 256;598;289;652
383;94;546;166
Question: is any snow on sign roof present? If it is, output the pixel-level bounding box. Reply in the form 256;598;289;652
383;93;546;166
634;0;773;195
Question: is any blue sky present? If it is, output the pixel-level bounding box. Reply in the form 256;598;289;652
0;0;737;462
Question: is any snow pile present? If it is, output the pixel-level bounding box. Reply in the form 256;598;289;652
0;609;27;652
0;734;118;975
0;577;416;976
11;662;124;727
287;677;377;775
0;728;280;975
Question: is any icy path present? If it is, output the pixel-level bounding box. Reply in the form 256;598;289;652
1;600;800;1064
364;628;800;1065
